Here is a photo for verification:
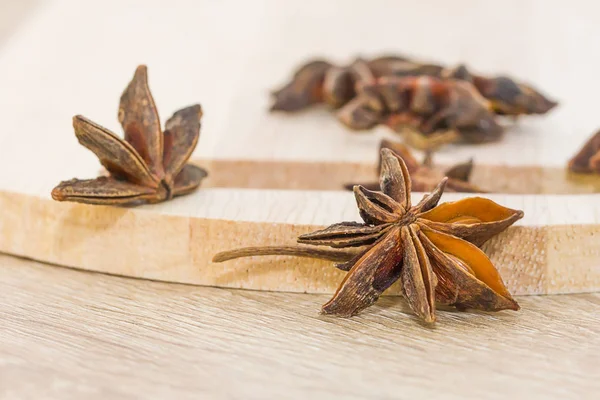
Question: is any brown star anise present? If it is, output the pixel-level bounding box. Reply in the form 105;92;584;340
52;65;207;205
269;55;557;118
270;60;332;112
213;149;523;322
468;74;558;116
339;76;505;145
568;129;600;174
345;139;485;193
365;59;557;116
270;59;374;111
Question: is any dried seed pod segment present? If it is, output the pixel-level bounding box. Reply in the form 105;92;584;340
568;129;600;174
270;60;332;112
471;75;558;116
270;58;377;112
369;57;558;117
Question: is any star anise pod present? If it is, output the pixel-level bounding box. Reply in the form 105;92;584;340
270;56;446;114
367;56;445;79
568;129;600;174
338;76;504;145
469;75;558;116
52;65;207;205
344;139;485;193
370;60;557;116
322;59;375;108
269;55;557;118
213;149;523;322
270;60;332;112
270;59;374;111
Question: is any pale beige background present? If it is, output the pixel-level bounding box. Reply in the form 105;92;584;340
0;1;598;399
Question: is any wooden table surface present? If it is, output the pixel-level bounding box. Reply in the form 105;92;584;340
0;2;598;399
1;254;599;399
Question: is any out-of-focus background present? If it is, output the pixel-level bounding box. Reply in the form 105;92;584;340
0;1;35;42
1;0;599;198
0;1;598;399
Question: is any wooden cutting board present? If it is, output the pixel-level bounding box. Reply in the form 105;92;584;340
0;0;598;297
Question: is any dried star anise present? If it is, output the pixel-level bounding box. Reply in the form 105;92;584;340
467;74;558;116
270;59;375;111
344;139;485;193
269;56;439;114
269;55;557;118
322;59;375;108
270;60;332;112
340;76;504;145
368;56;445;79
52;65;207;205
568;129;600;174
213;149;523;322
365;59;557;116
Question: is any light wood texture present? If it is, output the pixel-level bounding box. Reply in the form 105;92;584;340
0;0;598;196
1;0;599;184
1;3;599;399
2;188;599;296
1;254;598;400
0;0;597;199
0;0;37;46
0;2;599;293
200;159;600;194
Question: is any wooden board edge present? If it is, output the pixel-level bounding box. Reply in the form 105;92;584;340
0;190;598;296
197;159;600;195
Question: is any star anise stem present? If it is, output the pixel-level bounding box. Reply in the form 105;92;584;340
212;246;362;263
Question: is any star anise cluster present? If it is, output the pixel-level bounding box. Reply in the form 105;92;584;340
270;55;557;148
343;75;506;147
52;66;207;205
214;149;523;322
345;139;485;193
568;129;600;174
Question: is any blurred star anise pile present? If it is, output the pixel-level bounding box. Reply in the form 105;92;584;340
271;55;557;149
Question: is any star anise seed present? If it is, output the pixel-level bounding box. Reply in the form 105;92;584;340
52;65;207;206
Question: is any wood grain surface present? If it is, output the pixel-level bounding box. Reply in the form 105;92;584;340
0;0;594;172
1;254;599;400
0;2;599;398
0;0;599;296
1;0;599;198
2;189;599;296
200;159;600;194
